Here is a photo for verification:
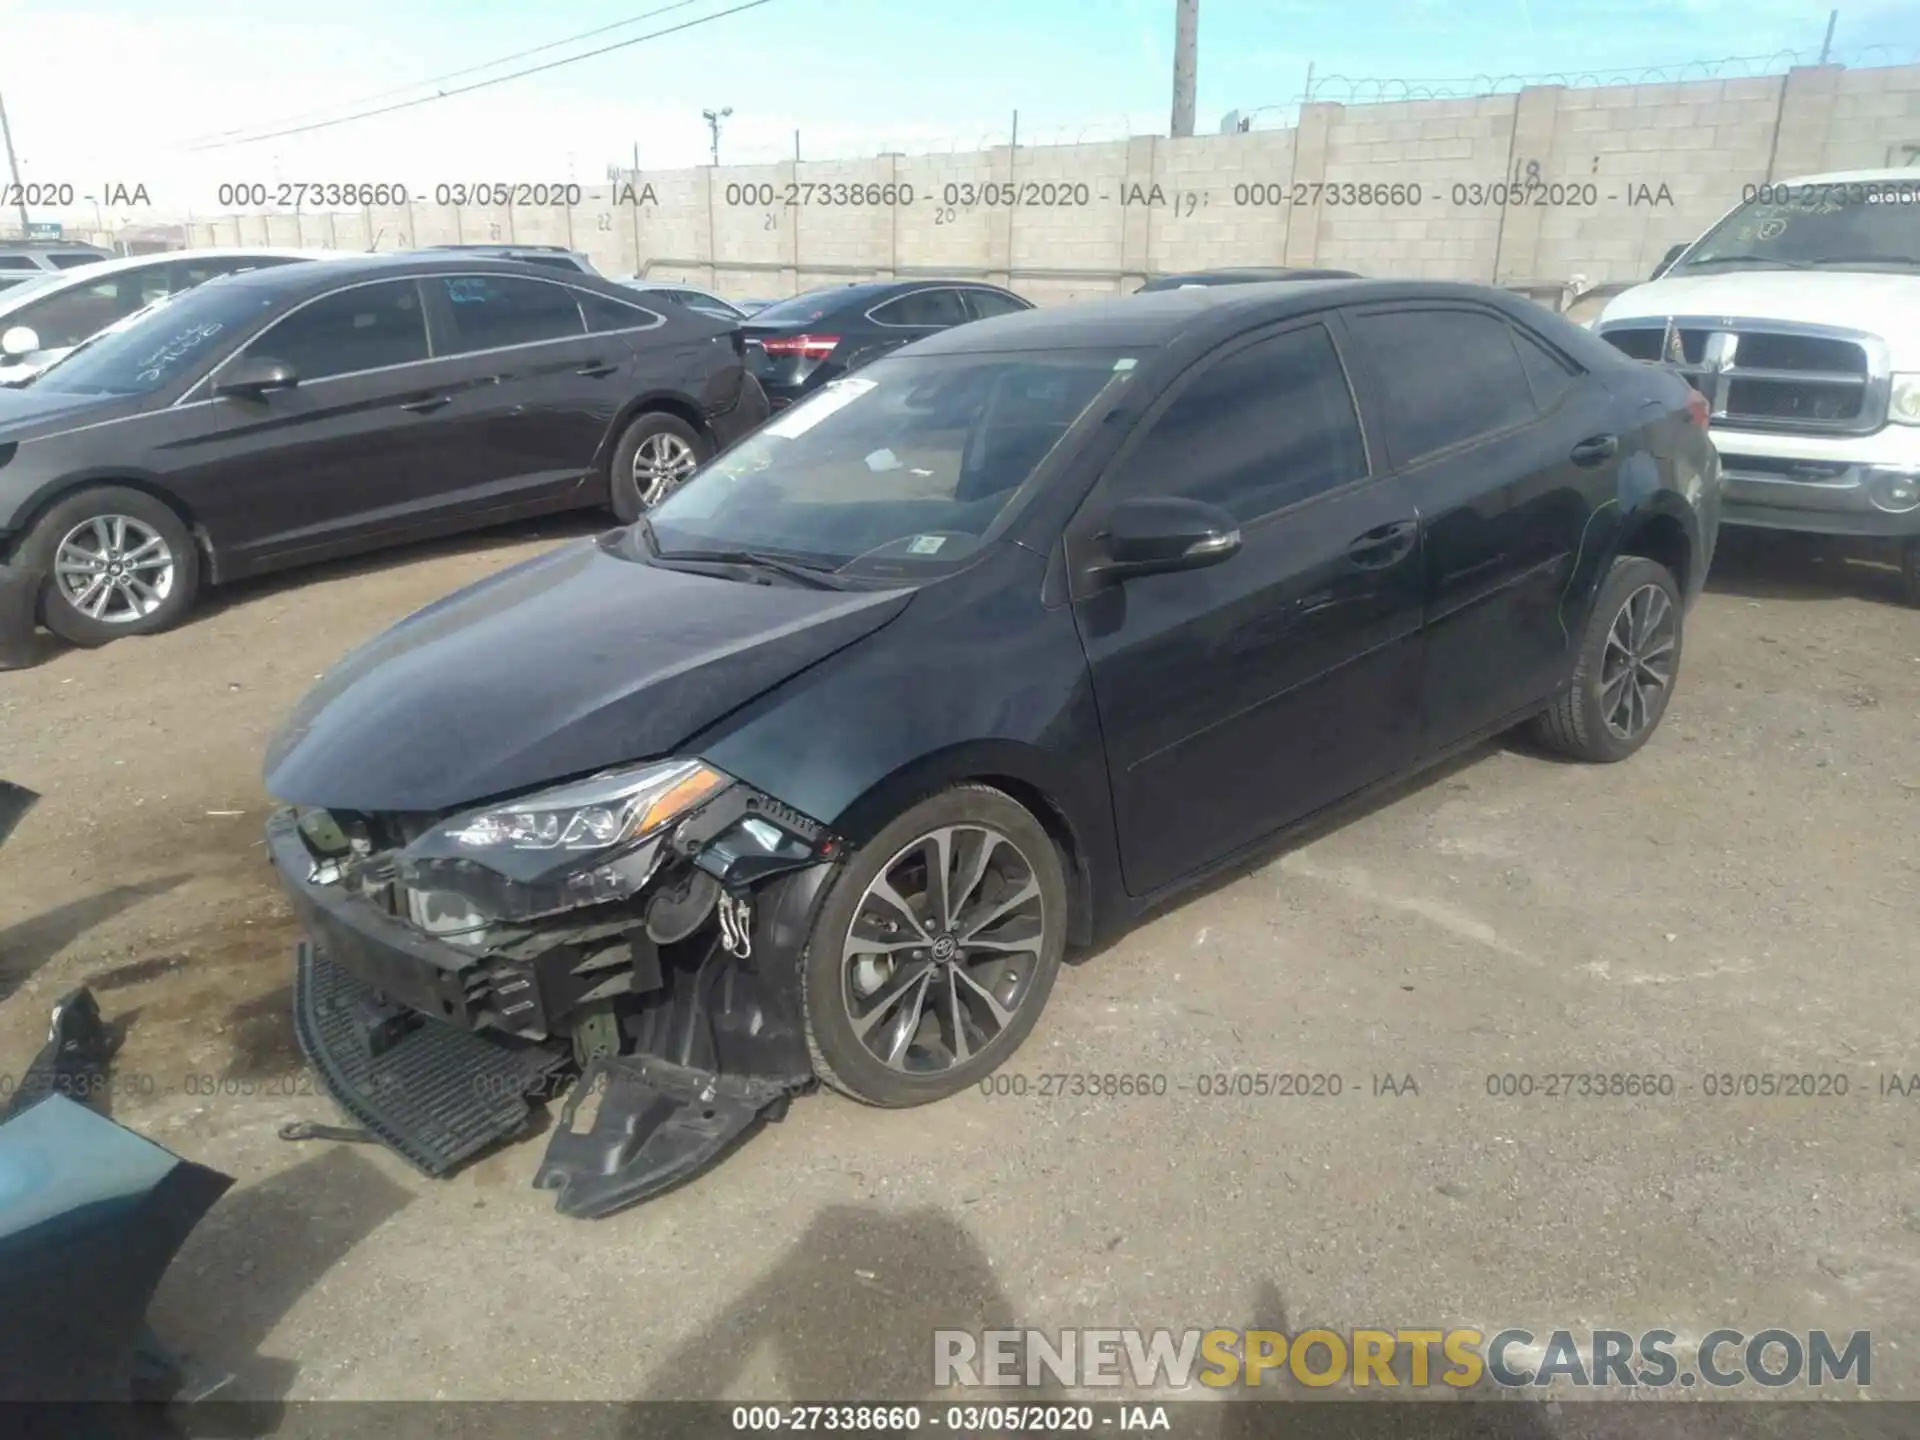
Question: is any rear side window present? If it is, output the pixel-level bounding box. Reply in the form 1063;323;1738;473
435;275;585;352
1350;308;1539;466
1514;328;1579;412
1107;323;1368;524
49;253;104;269
963;289;1030;319
0;256;36;270
243;279;429;381
872;288;969;327
579;290;663;333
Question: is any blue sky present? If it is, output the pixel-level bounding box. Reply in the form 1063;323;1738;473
5;0;1918;215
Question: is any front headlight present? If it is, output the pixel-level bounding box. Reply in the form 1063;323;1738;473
439;759;731;854
1891;374;1920;427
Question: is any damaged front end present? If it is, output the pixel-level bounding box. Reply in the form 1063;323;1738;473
267;760;844;1218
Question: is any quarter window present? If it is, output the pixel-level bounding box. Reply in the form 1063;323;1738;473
579;290;663;333
435;275;585;352
241;279;429;381
1107;324;1368;524
1513;328;1579;412
1349;308;1539;465
873;288;969;327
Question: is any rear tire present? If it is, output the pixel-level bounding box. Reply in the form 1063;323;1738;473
609;412;709;523
22;486;200;647
801;785;1067;1108
1529;555;1683;764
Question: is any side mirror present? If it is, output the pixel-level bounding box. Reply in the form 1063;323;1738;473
1651;242;1688;280
1092;496;1242;580
211;355;299;399
0;326;39;360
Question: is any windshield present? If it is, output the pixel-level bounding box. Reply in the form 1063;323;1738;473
646;349;1137;577
30;278;279;397
1677;180;1920;271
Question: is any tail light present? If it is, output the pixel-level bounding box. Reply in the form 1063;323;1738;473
1684;388;1710;430
757;334;840;359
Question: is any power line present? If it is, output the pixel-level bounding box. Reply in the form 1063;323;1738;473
189;0;779;151
182;0;716;148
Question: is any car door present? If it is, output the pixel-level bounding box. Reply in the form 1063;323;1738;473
1065;317;1425;898
178;277;461;572
419;272;630;507
1344;304;1618;749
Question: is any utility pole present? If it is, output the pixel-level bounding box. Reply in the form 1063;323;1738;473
1817;8;1838;64
0;92;27;238
702;107;733;167
1171;0;1199;138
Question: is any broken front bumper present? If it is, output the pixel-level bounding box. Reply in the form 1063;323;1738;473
267;803;836;1218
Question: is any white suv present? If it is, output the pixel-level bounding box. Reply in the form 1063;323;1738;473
1595;169;1920;602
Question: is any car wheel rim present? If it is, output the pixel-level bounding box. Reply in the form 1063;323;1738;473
841;824;1048;1075
1599;581;1675;740
633;432;697;508
53;515;175;625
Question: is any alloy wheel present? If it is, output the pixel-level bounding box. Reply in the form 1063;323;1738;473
1599;582;1676;740
52;515;176;625
841;824;1049;1075
633;432;698;508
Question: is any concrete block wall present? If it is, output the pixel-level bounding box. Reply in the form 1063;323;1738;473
188;63;1920;303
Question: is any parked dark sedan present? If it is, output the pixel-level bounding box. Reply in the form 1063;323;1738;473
261;279;1718;1217
742;279;1032;409
0;254;768;655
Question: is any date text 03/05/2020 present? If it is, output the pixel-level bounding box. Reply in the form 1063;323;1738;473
211;181;663;209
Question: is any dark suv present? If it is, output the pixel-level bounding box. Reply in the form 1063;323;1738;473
742;279;1033;409
0;241;115;292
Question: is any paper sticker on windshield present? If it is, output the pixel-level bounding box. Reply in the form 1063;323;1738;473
905;535;947;555
765;377;878;438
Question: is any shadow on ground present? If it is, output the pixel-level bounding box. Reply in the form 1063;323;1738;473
0;874;191;1006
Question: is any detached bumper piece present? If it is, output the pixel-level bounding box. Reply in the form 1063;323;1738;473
293;939;570;1176
535;1053;801;1218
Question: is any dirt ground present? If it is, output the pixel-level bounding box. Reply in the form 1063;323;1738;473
2;520;1918;1410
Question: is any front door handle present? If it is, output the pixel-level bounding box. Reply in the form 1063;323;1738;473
1571;433;1619;466
399;396;451;414
576;362;618;378
1345;518;1418;569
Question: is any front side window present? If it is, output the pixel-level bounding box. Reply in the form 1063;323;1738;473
873;289;969;327
1107;324;1368;523
646;349;1135;577
1350;308;1538;467
6;276;153;353
241;279;429;381
49;252;106;270
434;275;585;352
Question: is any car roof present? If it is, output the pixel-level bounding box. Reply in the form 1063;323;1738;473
905;278;1572;354
1145;267;1358;286
1778;167;1918;186
1;247;347;283
214;250;626;295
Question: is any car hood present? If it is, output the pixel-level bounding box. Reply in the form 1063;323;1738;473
1598;269;1920;363
263;533;917;813
0;383;139;440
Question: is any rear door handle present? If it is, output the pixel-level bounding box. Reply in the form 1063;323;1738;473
399;396;451;414
1345;518;1418;568
576;361;618;378
1571;433;1619;466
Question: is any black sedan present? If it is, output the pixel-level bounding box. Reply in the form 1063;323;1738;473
742;279;1032;409
262;278;1718;1217
1135;266;1360;291
0;254;767;655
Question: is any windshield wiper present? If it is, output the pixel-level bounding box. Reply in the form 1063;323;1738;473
651;547;854;590
1804;254;1920;269
1678;254;1815;270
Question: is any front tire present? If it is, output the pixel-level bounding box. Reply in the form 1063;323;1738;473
1530;555;1683;763
609;412;709;523
22;486;200;647
801;785;1067;1107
